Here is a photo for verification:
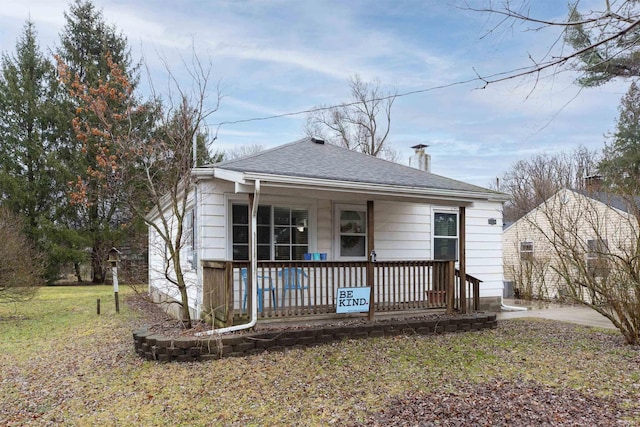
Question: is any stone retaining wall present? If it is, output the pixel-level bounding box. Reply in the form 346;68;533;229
133;313;497;362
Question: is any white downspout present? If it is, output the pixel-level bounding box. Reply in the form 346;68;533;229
194;179;202;321
196;179;261;336
501;297;528;312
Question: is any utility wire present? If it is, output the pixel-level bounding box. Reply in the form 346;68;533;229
206;62;559;136
209;77;476;127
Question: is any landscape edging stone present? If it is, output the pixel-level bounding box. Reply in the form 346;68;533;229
132;313;498;362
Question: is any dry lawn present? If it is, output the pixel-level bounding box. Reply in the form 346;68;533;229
1;286;639;426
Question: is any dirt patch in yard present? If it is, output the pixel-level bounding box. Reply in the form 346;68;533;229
124;294;640;425
353;379;629;427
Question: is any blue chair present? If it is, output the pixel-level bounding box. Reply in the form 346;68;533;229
241;268;276;312
278;267;309;307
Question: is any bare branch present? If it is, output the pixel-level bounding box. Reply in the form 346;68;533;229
305;74;397;160
465;1;640;87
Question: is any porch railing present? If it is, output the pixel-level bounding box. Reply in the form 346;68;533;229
202;260;482;325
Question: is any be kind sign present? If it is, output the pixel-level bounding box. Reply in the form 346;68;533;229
336;287;370;314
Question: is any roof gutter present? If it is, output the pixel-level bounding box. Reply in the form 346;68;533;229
196;179;261;336
242;172;509;203
193;167;508;203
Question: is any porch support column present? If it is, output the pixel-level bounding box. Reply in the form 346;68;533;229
367;200;375;321
459;206;467;314
446;260;455;314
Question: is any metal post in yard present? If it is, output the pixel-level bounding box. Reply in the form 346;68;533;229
112;264;119;313
108;248;121;313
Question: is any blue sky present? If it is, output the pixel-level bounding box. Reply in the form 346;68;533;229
0;0;628;187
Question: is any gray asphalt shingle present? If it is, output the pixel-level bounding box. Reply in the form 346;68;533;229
212;137;498;195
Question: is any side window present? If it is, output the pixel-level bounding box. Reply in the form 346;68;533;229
336;205;367;259
433;212;458;260
184;209;194;250
184;209;196;269
586;238;609;277
519;241;534;261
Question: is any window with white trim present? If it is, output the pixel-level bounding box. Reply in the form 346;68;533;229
433;211;458;260
232;204;309;261
520;241;534;261
586;238;609;277
184;209;194;250
335;204;367;259
184;209;196;269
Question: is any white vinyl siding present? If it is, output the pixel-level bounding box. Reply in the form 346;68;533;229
374;202;430;260
503;189;637;299
148;178;508;316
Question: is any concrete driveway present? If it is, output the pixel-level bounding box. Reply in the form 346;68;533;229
496;300;617;330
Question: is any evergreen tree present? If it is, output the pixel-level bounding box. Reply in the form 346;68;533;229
0;20;81;281
599;81;640;195
56;0;140;283
565;3;640;87
0;21;54;224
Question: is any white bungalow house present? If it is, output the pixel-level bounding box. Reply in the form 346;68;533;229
503;187;639;301
148;137;508;326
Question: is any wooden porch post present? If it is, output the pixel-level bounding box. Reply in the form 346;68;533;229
446;260;455;314
459;206;466;314
367;200;375;321
225;261;234;325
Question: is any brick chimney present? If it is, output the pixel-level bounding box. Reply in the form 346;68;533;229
584;175;603;193
409;144;431;172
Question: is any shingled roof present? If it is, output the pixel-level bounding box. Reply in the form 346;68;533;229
208;137;501;196
575;189;640;214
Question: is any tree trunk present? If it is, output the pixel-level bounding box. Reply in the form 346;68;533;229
91;246;105;284
179;284;192;329
74;262;82;282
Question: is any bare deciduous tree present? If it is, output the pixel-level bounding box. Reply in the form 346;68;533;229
61;49;221;328
224;144;264;160
507;189;640;345
0;208;43;304
304;74;397;160
496;146;600;223
503;244;553;300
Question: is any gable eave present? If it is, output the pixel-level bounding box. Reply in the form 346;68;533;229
199;167;506;204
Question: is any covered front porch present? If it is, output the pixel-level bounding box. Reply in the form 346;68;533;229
174;138;508;329
201;258;482;327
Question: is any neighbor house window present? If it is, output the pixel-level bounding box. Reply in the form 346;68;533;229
184;209;196;269
520;241;534;261
232;204;309;261
433;212;458;260
335;205;367;259
586;238;609;277
184;209;194;250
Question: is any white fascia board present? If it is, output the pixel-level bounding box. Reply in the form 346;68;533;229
191;167;247;184
212;168;246;184
192;167;254;193
242;172;505;204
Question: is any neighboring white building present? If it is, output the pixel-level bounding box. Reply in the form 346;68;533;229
148;137;508;323
503;188;639;301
